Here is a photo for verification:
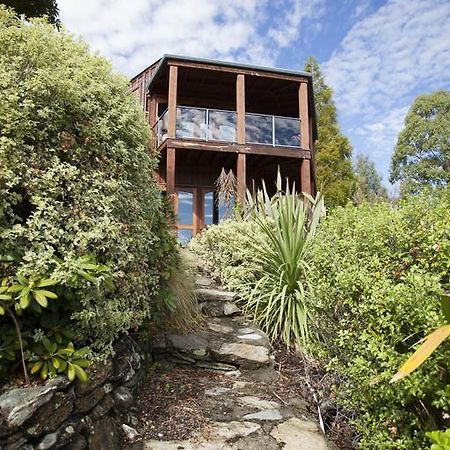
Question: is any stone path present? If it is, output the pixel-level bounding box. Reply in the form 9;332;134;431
132;276;332;450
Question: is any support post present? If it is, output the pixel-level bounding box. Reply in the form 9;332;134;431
299;82;310;149
237;153;246;204
148;94;157;126
301;159;312;195
236;74;245;144
168;65;178;138
166;147;175;200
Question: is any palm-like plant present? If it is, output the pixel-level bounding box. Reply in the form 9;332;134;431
235;174;324;346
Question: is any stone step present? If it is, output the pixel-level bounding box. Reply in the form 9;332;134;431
151;317;273;371
195;288;241;318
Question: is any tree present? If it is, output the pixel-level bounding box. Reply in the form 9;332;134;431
0;6;178;352
0;0;59;26
353;154;388;203
390;90;450;195
304;56;355;208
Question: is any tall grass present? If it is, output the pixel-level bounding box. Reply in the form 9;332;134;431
235;175;324;346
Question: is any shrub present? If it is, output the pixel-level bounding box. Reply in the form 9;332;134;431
0;5;179;369
190;219;262;287
308;191;450;449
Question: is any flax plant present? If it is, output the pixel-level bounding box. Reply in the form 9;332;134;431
236;174;324;346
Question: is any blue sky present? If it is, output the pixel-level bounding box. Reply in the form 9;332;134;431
58;0;450;188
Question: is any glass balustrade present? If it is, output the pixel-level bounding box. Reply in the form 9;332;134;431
246;113;301;148
152;107;300;148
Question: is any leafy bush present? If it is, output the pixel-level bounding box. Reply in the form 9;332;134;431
190;219;263;287
0;4;179;375
428;429;450;450
308;191;450;449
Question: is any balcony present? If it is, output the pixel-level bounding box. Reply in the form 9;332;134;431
152;106;301;148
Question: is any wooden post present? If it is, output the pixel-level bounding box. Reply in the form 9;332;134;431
168;65;178;138
301;159;312;195
236;74;245;144
166;148;175;199
237;153;246;204
299;82;310;150
148;94;157;126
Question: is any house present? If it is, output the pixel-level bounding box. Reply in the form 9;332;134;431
130;55;317;242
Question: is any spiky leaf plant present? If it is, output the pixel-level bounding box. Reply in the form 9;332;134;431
235;174;324;346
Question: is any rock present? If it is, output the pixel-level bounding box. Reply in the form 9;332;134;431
112;386;134;411
142;421;261;450
207;322;234;334
205;387;232;396
90;394;114;419
74;386;106;414
66;434;87;450
112;340;142;383
270;418;329;450
195;288;236;302
237;333;263;341
122;424;139;442
237;396;280;410
237;327;257;335
223;302;241;316
243;409;283;421
75;359;113;396
213;343;270;369
88;417;121;450
25;391;73;437
195;276;213;287
0;381;61;429
195;361;237;371
4;436;28;450
166;334;208;359
37;430;59;450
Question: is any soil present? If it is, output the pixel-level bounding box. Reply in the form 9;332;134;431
132;344;358;449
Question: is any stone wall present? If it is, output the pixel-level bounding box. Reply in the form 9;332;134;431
0;336;146;450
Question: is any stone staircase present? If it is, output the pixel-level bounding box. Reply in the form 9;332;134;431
137;275;332;450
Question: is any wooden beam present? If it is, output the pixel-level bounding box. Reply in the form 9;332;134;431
237;153;246;204
166;147;176;200
299;82;310;150
301;158;312;195
165;138;311;159
236;74;245;144
167;59;309;83
167;65;178;138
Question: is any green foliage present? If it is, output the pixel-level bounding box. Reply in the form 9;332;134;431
0;7;179;357
192;177;325;346
308;190;450;448
1;0;60;26
235;180;324;345
304;56;355;208
390;90;450;195
162;252;202;332
190;219;263;287
353;153;388;204
427;429;450;450
29;339;90;382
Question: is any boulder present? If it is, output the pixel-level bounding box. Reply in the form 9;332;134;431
88;417;121;450
212;343;270;369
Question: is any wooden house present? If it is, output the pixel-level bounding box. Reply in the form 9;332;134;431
130;55;317;242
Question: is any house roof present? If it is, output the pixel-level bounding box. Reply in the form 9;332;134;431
143;54;313;91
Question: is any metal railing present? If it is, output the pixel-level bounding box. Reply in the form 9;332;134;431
151;107;301;148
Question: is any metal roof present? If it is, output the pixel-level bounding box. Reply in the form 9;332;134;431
145;54;312;91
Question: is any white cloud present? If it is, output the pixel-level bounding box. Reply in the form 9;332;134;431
325;0;450;181
58;0;321;77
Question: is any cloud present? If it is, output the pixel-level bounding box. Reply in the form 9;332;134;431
324;0;450;180
58;0;322;77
